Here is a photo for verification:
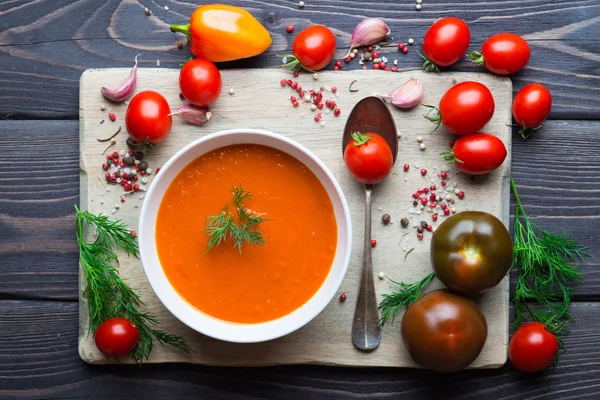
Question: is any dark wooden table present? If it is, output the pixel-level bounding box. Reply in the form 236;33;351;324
2;1;599;398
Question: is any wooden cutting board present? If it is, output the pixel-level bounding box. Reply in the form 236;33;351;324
78;68;512;367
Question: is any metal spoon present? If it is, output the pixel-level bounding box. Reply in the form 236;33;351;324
343;96;398;351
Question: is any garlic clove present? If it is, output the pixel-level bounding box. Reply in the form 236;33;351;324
382;78;423;109
171;104;212;125
101;54;141;102
346;18;391;56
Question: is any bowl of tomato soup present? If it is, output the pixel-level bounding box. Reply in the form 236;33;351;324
139;129;351;343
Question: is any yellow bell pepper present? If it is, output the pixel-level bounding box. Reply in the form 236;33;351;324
171;4;272;62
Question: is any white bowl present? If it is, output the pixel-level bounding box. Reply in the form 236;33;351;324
139;129;352;343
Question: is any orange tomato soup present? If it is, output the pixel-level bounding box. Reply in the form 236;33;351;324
156;144;337;324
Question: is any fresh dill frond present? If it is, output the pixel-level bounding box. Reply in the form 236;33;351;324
75;206;192;363
378;272;435;328
510;178;587;341
204;185;267;254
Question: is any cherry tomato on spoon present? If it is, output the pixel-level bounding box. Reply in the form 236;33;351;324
441;133;507;175
95;317;140;357
179;58;222;107
512;83;552;139
421;17;470;71
509;322;559;372
282;25;336;72
344;131;393;184
468;33;530;75
424;81;495;135
125;91;172;144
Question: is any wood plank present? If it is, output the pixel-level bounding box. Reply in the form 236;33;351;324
1;299;599;399
0;0;598;119
1;118;598;301
78;68;512;366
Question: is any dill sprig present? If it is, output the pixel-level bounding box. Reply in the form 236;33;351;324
511;178;587;338
75;206;192;364
204;185;267;254
378;272;435;328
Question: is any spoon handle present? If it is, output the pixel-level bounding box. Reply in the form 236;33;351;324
352;184;381;351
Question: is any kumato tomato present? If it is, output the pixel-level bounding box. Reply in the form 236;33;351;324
343;132;393;184
509;322;559;372
401;289;488;373
431;211;513;294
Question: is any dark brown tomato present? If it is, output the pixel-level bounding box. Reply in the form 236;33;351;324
401;289;488;373
431;211;513;295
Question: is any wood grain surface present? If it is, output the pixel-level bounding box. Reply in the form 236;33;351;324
0;0;599;119
2;300;600;400
78;68;511;366
1;0;599;398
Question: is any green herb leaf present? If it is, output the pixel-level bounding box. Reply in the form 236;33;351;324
75;206;192;364
510;178;587;347
204;185;267;254
378;272;435;328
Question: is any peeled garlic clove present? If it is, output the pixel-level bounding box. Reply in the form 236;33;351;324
101;54;141;102
382;78;423;109
171;104;212;125
347;18;391;56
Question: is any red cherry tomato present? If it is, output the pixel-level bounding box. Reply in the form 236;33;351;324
512;83;552;138
289;25;336;71
179;58;222;107
344;132;393;184
509;322;559;372
95;317;140;357
443;133;507;175
470;33;530;75
422;17;470;70
125;91;172;144
427;81;495;135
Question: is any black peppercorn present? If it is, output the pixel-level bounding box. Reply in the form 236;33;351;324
134;151;144;160
421;221;428;228
401;217;409;228
382;213;391;225
124;156;135;166
139;161;148;170
417;225;424;234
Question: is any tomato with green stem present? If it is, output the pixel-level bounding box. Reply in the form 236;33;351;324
512;83;552;139
468;33;530;75
431;211;513;295
509;322;559;372
343;132;393;184
282;25;336;72
95;317;140;357
424;81;495;135
421;17;470;72
441;133;507;175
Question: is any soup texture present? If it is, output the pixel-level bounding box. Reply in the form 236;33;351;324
156;144;337;324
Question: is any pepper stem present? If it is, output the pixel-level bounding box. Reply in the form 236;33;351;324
170;23;191;42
